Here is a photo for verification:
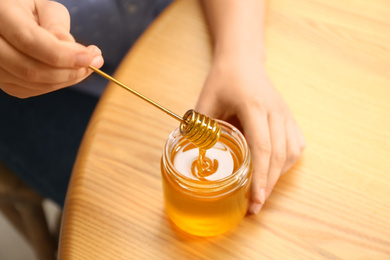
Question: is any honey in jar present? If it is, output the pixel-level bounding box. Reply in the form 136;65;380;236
161;120;252;237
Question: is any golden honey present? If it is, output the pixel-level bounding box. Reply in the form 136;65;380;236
179;109;221;150
161;120;252;237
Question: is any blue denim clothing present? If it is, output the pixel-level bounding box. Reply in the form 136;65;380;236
0;0;173;207
59;0;173;97
0;89;98;206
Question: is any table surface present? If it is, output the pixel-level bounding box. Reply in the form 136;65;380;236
58;0;390;259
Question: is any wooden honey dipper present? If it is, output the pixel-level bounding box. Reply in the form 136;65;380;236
89;65;221;150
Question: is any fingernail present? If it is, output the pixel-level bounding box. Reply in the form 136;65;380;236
91;55;104;68
75;53;91;67
93;47;102;55
250;203;262;215
260;188;266;204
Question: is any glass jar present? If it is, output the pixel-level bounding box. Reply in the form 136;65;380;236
161;120;252;237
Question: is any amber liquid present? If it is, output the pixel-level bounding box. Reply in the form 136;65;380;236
162;135;251;237
190;149;219;180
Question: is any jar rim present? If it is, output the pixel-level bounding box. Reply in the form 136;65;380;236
163;120;251;190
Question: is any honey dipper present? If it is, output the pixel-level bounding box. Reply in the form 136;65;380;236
89;65;221;150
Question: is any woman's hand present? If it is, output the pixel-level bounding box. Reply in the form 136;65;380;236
196;54;306;214
0;0;104;98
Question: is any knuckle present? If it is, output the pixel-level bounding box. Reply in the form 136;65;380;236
253;140;272;155
21;64;39;82
14;28;63;66
289;147;302;163
251;181;266;202
273;149;287;165
252;169;268;187
251;184;262;195
14;29;34;51
247;96;265;113
265;185;274;197
69;68;87;82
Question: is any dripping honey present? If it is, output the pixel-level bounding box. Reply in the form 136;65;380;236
161;121;252;237
190;149;219;180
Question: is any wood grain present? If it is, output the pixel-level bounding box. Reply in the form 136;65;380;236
58;0;390;259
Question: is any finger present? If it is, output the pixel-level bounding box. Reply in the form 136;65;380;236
195;89;221;118
0;66;91;92
243;110;271;214
265;114;287;198
0;3;93;68
0;36;103;85
281;121;304;174
37;1;75;42
1;83;43;99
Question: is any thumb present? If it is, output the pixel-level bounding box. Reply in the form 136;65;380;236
195;92;220;119
36;1;75;42
195;72;231;121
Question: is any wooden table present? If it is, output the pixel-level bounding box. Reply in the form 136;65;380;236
58;0;390;259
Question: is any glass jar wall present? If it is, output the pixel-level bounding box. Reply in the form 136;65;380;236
161;120;252;237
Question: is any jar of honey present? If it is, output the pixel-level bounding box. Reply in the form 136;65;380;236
161;120;252;237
